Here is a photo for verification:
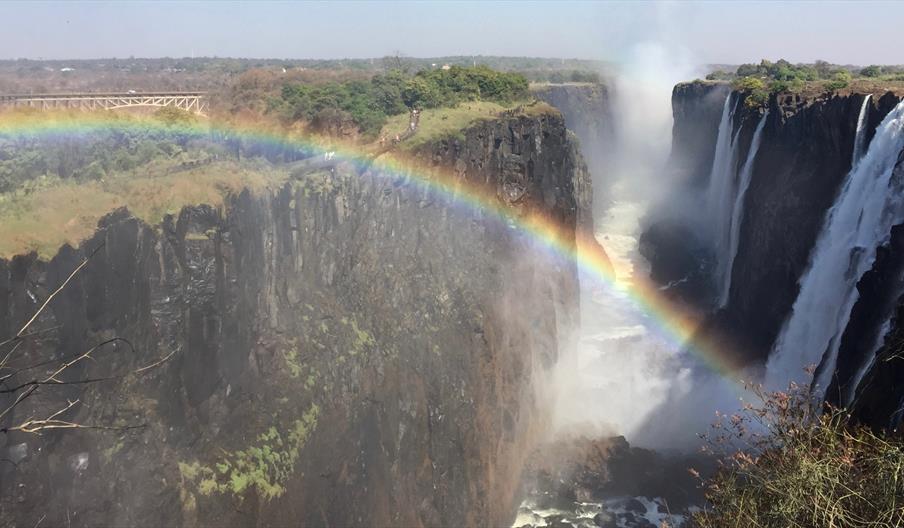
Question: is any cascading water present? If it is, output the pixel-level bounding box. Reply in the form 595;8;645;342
845;319;893;406
718;111;769;307
705;95;740;289
766;99;904;397
853;94;873;165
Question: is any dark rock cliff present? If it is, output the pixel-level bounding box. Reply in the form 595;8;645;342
644;84;903;366
532;83;615;209
840;151;904;429
668;81;732;188
0;112;593;527
639;82;731;308
716;92;871;362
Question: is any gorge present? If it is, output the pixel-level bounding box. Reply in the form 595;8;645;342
3;62;904;528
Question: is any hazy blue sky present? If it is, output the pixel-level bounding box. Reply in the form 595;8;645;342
2;1;901;65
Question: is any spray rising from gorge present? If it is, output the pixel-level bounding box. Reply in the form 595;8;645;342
544;45;756;450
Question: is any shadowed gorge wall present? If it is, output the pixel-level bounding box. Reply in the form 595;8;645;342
642;82;904;429
532;83;614;202
0;112;592;527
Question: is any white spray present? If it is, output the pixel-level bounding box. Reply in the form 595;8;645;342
550;44;753;450
766;99;904;397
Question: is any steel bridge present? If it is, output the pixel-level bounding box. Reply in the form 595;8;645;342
0;91;209;115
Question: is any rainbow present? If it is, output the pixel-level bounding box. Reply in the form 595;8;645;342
0;109;743;379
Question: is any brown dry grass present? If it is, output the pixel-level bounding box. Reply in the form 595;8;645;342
0;160;286;259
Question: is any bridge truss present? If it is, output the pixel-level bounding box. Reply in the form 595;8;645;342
0;92;209;115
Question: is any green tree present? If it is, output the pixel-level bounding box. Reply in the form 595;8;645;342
860;65;883;77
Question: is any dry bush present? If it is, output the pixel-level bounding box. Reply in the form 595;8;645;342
693;378;904;528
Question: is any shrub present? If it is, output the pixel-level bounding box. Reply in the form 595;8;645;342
276;66;528;135
733;76;770;108
693;379;904;528
860;65;883;78
768;78;804;94
824;70;852;91
570;70;601;83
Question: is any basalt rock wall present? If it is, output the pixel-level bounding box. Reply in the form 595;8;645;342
0;112;592;527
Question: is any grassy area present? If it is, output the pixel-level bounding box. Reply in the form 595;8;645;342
0;159;286;259
376;99;558;151
377;101;511;150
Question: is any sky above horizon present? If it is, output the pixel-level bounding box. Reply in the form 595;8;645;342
2;1;901;66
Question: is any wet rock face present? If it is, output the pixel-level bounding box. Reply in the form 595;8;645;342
639;82;730;308
722;93;868;361
0;113;591;527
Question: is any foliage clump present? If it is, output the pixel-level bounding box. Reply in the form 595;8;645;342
0;110;213;193
732;76;770;109
693;380;904;528
274;66;529;138
179;403;320;502
709;58;904;103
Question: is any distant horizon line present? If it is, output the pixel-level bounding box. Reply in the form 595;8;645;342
1;56;895;69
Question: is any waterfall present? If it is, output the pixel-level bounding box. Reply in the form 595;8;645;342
766;99;904;397
853;94;872;165
718;111;769;307
705;93;738;234
845;318;893;406
705;93;741;301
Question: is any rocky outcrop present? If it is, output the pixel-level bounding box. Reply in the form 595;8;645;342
515;434;713;528
532;83;615;208
668;81;732;188
0;112;592;527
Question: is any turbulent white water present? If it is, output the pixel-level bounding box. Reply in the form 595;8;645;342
552;190;671;437
718;111;769;307
766;99;904;396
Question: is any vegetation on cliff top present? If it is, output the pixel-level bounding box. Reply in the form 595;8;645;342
239;65;529;138
705;59;904;108
377;99;557;151
0;156;285;259
0;63;558;260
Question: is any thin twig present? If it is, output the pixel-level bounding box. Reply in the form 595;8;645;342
14;243;105;340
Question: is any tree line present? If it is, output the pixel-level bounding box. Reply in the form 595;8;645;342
270;65;530;138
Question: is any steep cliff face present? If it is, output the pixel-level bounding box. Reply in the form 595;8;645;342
532;83;614;208
644;85;903;365
639;82;731;307
841;151;904;428
668;81;732;188
0;112;591;527
718;92;872;361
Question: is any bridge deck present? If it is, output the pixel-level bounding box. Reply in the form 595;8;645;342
0;92;207;100
0;92;209;115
